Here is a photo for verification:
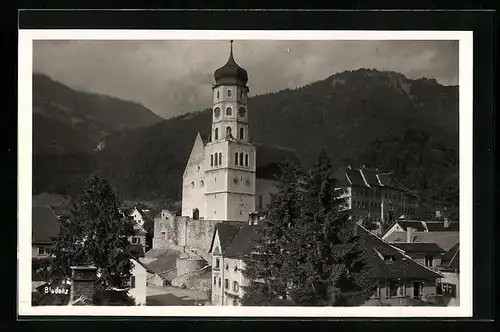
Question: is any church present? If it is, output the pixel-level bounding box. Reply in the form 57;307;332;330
181;41;299;222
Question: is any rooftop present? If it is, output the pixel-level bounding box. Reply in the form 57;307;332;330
389;242;446;254
32;206;61;244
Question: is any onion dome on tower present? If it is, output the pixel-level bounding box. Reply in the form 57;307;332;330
214;40;248;86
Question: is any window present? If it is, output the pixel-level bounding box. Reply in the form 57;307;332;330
218;278;221;287
372;282;381;299
225;278;229;289
217;90;219;98
245;154;249;166
130;276;136;289
132;237;139;244
239;128;244;140
211;154;214;166
226;126;232;138
38;247;46;256
240;90;243;98
200;180;204;187
235;153;239;165
225;264;229;270
214;154;218;166
215;128;219;140
239;153;244;166
228;89;232;97
384;255;395;264
190;181;195;188
215;258;220;269
425;255;434;267
161;231;166;238
226;107;232;116
437;283;457;298
233;281;239;292
219;152;222;165
387;281;399;297
214;276;217;285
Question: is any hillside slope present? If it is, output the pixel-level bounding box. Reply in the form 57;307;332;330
33;69;459;211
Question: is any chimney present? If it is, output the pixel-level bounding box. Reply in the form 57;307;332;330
69;266;98;305
406;227;413;243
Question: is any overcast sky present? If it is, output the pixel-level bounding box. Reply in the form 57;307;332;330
33;40;458;119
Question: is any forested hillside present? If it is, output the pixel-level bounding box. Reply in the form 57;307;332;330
33;69;459;212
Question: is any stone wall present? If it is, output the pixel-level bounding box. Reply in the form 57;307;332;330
153;212;220;263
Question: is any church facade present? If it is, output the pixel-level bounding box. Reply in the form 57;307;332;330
181;41;298;223
152;41;299;255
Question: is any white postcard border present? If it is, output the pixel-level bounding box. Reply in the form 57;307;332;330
18;29;473;317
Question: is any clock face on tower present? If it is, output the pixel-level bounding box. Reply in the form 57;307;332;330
238;107;246;118
214;107;221;118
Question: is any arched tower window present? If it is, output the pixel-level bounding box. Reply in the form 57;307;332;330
226;126;232;138
214;153;218;166
245;154;249;167
239;153;244;166
193;208;199;220
240;90;243;99
239;128;244;140
218;152;222;165
234;153;238;165
215;128;219;140
228;89;232;97
226;107;232;116
217;90;219;99
210;154;214;167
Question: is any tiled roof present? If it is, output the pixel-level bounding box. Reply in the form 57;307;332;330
440;242;459;271
360;167;382;187
389;242;446;254
209;222;243;255
217;221;440;280
385;231;459;252
397;220;427;232
32;206;60;244
357;226;442;280
425;221;459;232
223;223;264;258
131;257;155;274
127;244;145;258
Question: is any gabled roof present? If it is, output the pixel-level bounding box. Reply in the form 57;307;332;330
425;221;459;232
209;222;243;255
389;242;446;255
357;226;442;280
32;206;61;244
440;242;459;272
127;244;145;258
216;221;440;280
130;256;155;274
384;231;459;252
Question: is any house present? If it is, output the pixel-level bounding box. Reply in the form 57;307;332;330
388;227;446;269
129;223;148;253
435;242;460;306
208;220;442;306
32;206;61;259
128;256;155;306
334;165;419;229
382;219;459;251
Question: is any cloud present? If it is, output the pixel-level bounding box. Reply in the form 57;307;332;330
33;40;458;119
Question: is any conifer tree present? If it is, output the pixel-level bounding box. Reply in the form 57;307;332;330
290;147;374;306
241;160;304;306
51;174;135;296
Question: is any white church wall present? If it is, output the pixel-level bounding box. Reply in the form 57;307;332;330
182;134;206;219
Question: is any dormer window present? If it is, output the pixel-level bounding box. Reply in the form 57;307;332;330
384;255;396;264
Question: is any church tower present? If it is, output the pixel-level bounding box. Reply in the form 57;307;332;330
204;41;256;221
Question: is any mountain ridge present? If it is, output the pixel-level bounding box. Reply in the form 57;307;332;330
32;68;459;212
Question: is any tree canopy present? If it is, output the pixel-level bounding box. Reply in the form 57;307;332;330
241;148;374;306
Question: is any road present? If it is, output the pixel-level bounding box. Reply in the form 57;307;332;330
146;285;210;306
